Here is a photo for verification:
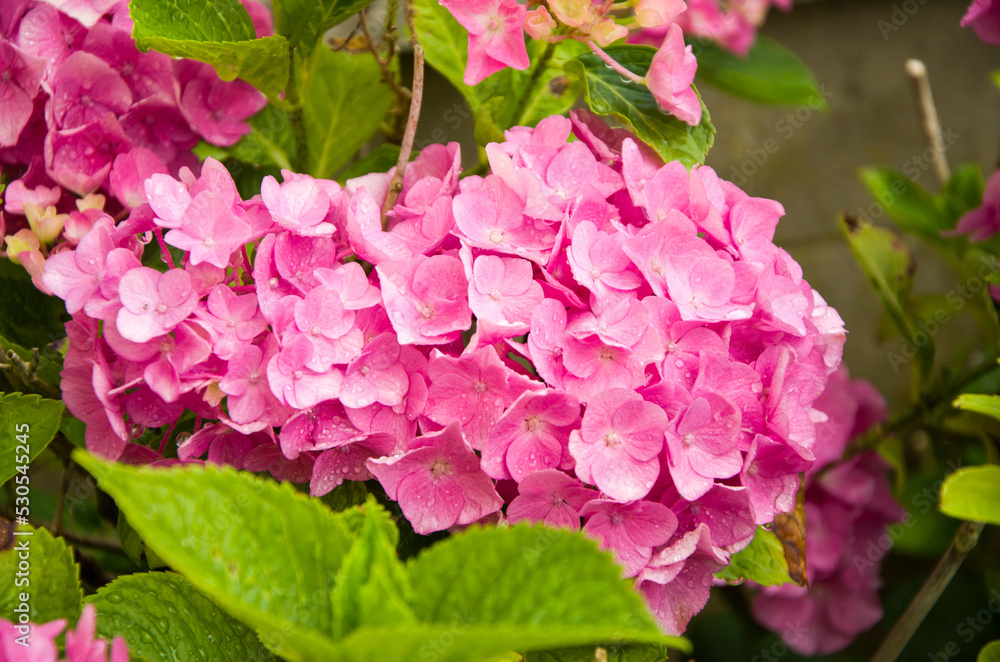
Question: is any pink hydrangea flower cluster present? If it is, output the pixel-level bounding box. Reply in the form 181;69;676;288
42;110;846;635
440;0;703;124
752;367;904;656
631;0;792;55
0;605;129;662
0;0;268;292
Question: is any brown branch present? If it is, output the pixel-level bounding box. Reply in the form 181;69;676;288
381;43;425;226
360;8;412;104
872;521;984;662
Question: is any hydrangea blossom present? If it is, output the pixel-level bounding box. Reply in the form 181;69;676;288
38;109;847;637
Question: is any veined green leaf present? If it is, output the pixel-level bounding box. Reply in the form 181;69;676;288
714;526;795;587
0;526;82;624
564;45;714;167
90;572;275;662
273;0;376;54
0;393;64;485
939;465;1000;525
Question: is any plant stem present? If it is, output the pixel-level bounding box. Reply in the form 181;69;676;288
872;520;985;662
905;59;950;187
154;228;175;269
382;44;425;225
52;461;73;536
513;41;557;127
588;42;645;85
846;359;1000;457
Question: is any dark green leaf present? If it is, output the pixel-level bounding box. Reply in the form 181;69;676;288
130;0;290;99
938;163;985;227
0;258;67;353
841;216;932;384
713;526;795;586
90;572;275;662
0;393;64;485
860;167;949;243
74;451;359;661
338;145;402;183
303;47;395;179
0;526;82;623
564;45;715;167
691;36;826;106
939;465;1000;525
525;644;672;661
273;0;376;54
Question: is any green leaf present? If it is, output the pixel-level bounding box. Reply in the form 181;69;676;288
691;36;826;106
0;393;64;485
525;644;672;661
841;216;932;384
73;451;360;662
302;47;395;179
939;465;1000;525
713;526;794;587
332;498;414;637
397;524;690;660
979;640;1000;662
412;0;584;135
564;45;715;168
953;393;1000;422
273;0;376;54
0;526;82;623
860;167;948;243
90;572;275;662
223;105;296;171
117;511;145;567
130;0;290;99
938;163;985;227
0;259;67;354
338;145;402;184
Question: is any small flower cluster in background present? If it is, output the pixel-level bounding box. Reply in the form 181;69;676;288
0;605;129;662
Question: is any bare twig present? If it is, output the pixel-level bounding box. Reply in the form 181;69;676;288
381;44;425;225
360;9;412;103
905;59;950;186
872;520;984;662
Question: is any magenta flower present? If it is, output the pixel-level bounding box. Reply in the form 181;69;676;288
581;499;678;577
176;61;266;146
481;388;579;481
284;285;362;371
376;254;472;345
310;433;397;496
261;170;334;237
194;284;267;360
467;254;543;333
962;0;1000;44
49;50;132;129
116;267;198;343
568;388;668;502
0;37;45;147
664;393;743;501
506;469;597;528
278;400;365;459
340;333;410;409
266;335;343;409
441;0;530;85
164;190;252;268
220;343;276;425
45;114;132;195
645;24;702;126
0;604;130;662
367;421;503;534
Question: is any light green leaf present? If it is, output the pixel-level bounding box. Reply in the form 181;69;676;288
332;498;415;637
953;393;1000;422
979;640;1000;662
939;465;1000;525
74;451;359;662
860;167;948;243
400;524;690;660
691;36;825;106
0;526;82;623
90;572;275;662
0;393;64;485
714;526;794;587
564;45;714;168
525;644;672;661
273;0;376;54
130;0;290;99
303;47;395;179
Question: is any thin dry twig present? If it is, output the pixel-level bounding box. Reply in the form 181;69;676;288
381;44;425;225
905;59;950;186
